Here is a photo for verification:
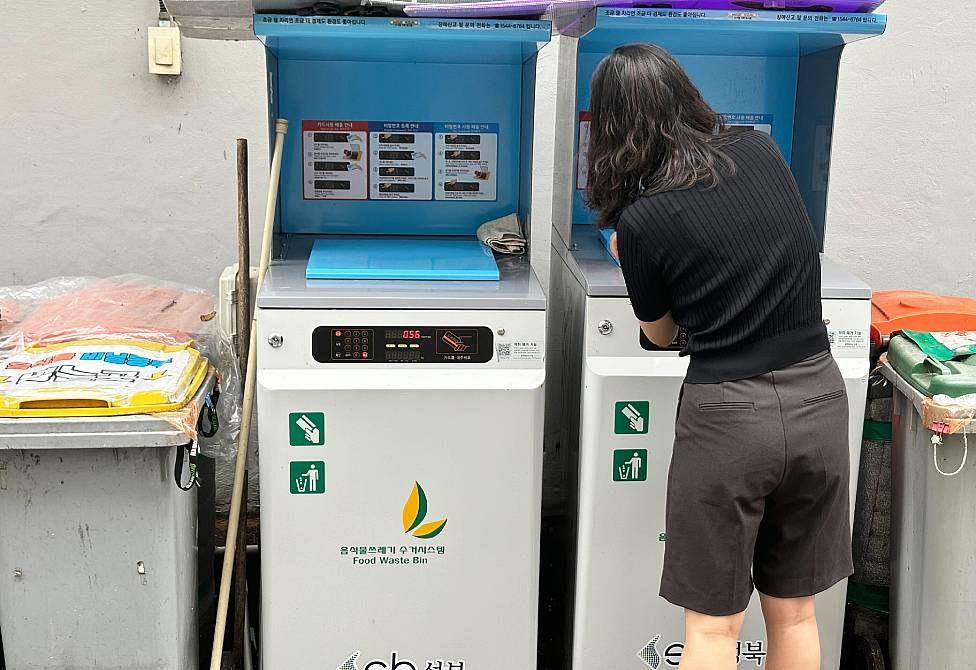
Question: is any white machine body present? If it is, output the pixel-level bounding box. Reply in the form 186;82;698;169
257;305;545;669
560;236;871;670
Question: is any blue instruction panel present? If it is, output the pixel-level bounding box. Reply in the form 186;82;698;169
435;123;499;201
303;119;498;203
369;121;434;201
722;113;773;136
576;111;591;192
302;120;369;200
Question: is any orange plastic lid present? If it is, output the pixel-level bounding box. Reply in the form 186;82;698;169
871;291;976;346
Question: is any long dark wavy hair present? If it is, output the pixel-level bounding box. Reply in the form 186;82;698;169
586;43;734;228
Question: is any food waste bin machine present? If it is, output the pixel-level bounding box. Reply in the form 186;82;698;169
534;8;887;669
252;15;551;669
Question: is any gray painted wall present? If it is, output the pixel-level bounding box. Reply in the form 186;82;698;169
1;1;973;298
1;2;269;291
827;0;976;296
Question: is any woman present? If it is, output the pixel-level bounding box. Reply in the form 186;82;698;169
587;44;852;670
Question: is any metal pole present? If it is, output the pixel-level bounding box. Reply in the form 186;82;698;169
211;119;288;670
235;138;251;372
232;137;251;670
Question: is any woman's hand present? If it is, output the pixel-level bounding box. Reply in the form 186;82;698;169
610;231;619;260
640;313;679;348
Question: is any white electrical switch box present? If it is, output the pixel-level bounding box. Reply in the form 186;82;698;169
148;26;182;75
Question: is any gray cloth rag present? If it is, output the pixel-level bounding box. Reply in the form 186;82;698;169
477;213;526;255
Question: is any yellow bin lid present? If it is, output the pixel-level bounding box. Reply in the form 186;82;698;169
0;339;210;417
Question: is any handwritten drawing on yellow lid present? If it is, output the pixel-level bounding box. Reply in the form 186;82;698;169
0;339;210;417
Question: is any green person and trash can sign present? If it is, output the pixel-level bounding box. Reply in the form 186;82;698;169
289;411;326;495
613;400;649;483
284;404;651;489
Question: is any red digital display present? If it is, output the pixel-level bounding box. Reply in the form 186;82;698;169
313;326;493;364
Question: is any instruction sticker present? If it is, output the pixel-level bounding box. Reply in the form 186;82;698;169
497;341;542;362
302;120;368;200
369;122;433;200
722;113;773;136
613;449;648;482
434;123;498;201
576;111;591;191
812;124;832;193
828;328;867;352
615;401;649;435
290;461;326;495
289;411;325;447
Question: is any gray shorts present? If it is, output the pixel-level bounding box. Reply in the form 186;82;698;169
660;350;854;616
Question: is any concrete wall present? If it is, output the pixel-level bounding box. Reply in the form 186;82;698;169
0;1;269;291
0;1;972;297
828;0;976;295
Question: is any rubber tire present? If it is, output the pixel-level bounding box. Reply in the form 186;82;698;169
859;636;886;670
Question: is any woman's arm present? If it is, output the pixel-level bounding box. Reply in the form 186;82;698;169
640;313;678;348
610;231;678;347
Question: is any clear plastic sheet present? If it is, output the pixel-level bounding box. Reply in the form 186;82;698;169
0;276;250;511
0;276;218;351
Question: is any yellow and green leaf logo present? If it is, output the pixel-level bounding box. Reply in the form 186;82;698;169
401;482;447;539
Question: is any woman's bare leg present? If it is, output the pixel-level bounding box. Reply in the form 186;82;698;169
679;608;746;670
760;593;819;670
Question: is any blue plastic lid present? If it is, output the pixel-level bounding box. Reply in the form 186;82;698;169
306;237;500;281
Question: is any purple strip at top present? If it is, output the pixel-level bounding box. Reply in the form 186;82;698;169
618;1;884;11
405;0;561;17
404;0;884;18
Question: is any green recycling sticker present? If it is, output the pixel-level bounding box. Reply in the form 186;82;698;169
289;412;325;446
290;461;326;495
614;401;649;435
613;449;648;482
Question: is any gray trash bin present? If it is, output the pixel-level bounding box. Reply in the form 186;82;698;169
0;374;214;670
881;338;976;670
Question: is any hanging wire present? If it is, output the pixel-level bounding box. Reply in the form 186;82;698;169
932;429;970;477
